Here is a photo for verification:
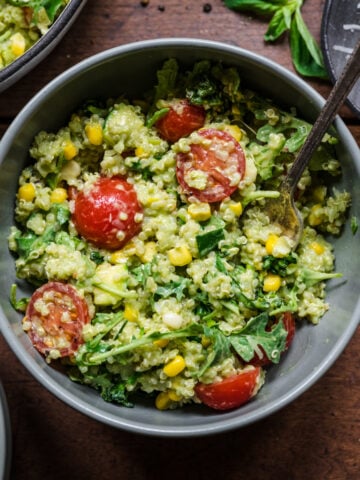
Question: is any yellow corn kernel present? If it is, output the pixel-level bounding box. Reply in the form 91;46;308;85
224;124;242;142
263;274;282;292
138;241;157;263
50;187;67;203
109;243;136;264
155;392;171;410
123;303;138;322
168;390;181;402
153;338;169;348
135;146;147;158
18;183;36;202
308;204;324;227
187;202;211;221
163;355;186;377
231;105;240;116
168;245;192;266
85;124;103;146
265;234;279;255
229;202;243;216
63;141;78;160
11;32;26;57
310;241;325;255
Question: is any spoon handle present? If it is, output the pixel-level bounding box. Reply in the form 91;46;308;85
285;38;360;190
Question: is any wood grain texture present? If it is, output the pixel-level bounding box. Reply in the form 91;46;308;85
0;1;359;479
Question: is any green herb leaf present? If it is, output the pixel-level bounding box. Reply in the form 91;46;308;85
229;311;287;363
351;216;359;235
289;9;328;78
10;284;29;312
196;228;225;257
155;279;191;301
263;253;297;276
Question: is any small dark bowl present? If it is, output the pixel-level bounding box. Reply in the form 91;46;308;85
0;0;87;93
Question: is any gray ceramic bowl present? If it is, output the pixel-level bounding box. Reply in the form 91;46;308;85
0;0;87;93
0;38;359;437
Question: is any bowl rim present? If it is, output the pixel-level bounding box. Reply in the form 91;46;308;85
0;37;359;437
0;0;88;93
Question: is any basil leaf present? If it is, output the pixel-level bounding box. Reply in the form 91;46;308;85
290;10;328;79
224;0;280;15
264;6;293;41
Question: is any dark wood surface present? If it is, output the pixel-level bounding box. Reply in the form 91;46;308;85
0;1;359;479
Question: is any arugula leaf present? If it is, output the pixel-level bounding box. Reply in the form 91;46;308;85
229;311;287;363
153;58;178;104
155;279;191;301
197;326;232;377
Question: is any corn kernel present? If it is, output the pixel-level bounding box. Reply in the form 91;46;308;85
223;124;242;142
50;187;67;203
18;183;36;202
163;355;186;377
155;392;171;410
187;202;211;221
85;124;103;146
123;303;138;322
265;234;279;255
168;245;192;266
168;390;181;402
63;141;78;160
138;241;157;263
308;204;324;226
229;202;243;216
263;274;282;292
310;241;325;255
11;32;26;57
231;105;240;115
135;146;147;158
153;338;169;348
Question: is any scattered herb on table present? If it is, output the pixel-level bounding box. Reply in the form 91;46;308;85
223;0;328;79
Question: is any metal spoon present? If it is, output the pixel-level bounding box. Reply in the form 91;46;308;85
264;38;360;247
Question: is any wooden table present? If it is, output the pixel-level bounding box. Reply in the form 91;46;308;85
0;1;359;478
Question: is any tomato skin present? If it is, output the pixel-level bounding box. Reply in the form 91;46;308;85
176;128;246;203
24;282;90;358
72;176;143;250
250;312;296;367
155;99;206;143
195;367;261;411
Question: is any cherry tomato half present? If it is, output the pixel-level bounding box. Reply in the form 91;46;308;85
195;367;261;411
24;282;90;358
176;128;246;203
155;99;206;143
72;176;143;250
250;312;296;367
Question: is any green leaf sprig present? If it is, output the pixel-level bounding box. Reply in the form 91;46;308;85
224;0;328;79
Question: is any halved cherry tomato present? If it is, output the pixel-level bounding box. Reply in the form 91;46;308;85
23;282;90;358
195;367;261;411
155;99;206;143
72;176;143;250
250;312;296;367
176;128;246;203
